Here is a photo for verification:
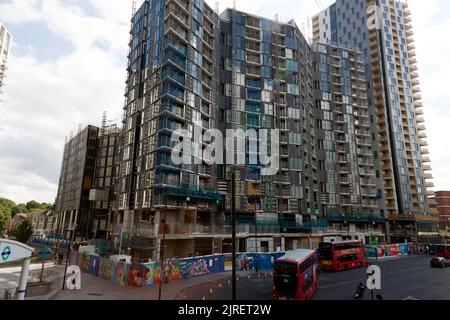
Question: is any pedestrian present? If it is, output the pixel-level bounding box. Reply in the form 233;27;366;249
426;245;430;255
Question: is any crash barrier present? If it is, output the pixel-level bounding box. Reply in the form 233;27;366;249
54;249;286;288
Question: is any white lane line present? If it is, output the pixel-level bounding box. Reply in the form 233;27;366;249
403;296;420;300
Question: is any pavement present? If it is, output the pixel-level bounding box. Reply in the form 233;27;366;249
181;255;450;300
0;261;64;291
51;271;234;300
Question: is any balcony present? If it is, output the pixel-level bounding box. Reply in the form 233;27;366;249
425;181;435;188
156;184;222;201
389;213;439;223
424;173;433;179
246;67;260;76
121;233;156;250
327;214;386;223
245;30;261;40
246;54;261;65
416;116;425;123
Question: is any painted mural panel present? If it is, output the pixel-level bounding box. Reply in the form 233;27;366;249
127;264;149;287
98;257;113;281
79;253;90;272
111;261;128;287
88;255;100;276
179;257;212;278
142;259;182;286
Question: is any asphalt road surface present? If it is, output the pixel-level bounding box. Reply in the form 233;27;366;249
180;256;450;300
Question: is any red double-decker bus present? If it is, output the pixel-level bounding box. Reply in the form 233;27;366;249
436;245;450;258
272;249;320;300
319;240;368;271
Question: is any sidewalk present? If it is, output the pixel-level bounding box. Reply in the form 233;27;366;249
51;271;234;300
0;262;64;291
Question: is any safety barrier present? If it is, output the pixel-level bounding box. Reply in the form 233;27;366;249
364;243;412;259
63;250;284;288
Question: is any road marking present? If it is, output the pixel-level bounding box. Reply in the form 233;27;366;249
403;296;420;300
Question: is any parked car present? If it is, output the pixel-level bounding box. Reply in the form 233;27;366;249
430;257;450;268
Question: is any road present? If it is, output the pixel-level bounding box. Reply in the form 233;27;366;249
179;256;450;300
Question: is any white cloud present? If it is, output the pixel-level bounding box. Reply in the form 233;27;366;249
0;0;449;205
0;0;132;203
408;0;450;191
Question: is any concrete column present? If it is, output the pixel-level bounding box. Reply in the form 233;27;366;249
16;258;31;300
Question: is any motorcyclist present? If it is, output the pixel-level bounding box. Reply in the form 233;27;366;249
355;282;366;299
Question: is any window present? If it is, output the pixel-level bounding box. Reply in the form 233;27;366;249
288;84;299;95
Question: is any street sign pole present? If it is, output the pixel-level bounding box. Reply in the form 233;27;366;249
0;239;34;300
17;257;31;300
39;261;45;282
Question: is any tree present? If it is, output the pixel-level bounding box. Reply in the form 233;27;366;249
0;198;16;231
26;200;42;212
12;220;33;243
11;204;27;218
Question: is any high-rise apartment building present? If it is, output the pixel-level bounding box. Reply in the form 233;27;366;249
113;0;223;260
0;23;12;98
312;42;386;243
55;121;120;240
217;8;325;252
55;125;99;240
313;0;439;243
110;1;391;260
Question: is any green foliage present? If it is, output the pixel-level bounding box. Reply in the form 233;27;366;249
0;198;54;234
11;220;33;243
11;204;27;217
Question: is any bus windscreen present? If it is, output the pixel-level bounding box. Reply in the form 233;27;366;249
319;243;333;260
273;262;298;296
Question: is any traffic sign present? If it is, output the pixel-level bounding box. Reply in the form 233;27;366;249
0;239;34;264
1;246;11;261
37;247;52;261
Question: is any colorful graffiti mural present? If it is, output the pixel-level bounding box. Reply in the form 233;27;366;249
127;264;149;287
79;252;90;272
111;262;128;287
64;251;285;289
179;257;212;278
98;257;113;281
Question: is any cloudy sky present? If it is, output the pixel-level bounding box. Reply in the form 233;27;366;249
0;0;449;203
